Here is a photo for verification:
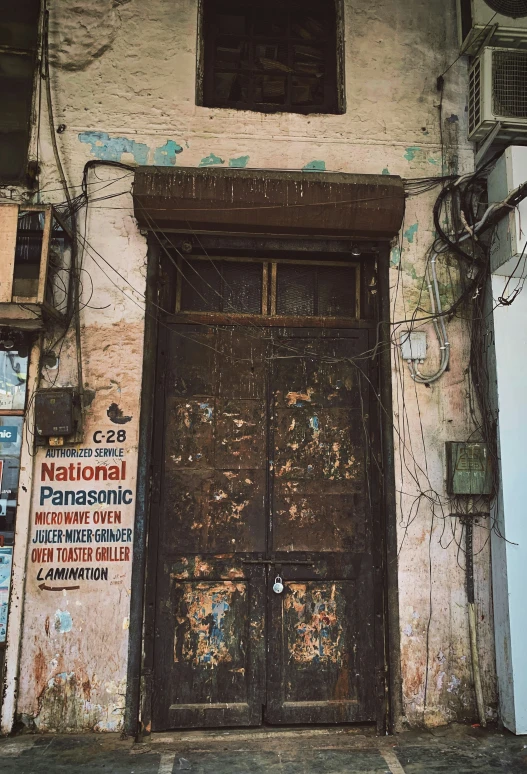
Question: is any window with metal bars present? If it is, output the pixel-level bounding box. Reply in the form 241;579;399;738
176;257;360;319
0;0;40;184
201;0;340;114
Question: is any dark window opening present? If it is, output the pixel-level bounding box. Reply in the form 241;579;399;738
459;0;473;45
201;0;340;114
13;210;44;297
276;263;357;317
0;0;40;184
180;259;263;314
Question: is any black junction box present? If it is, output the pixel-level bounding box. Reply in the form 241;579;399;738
35;388;76;437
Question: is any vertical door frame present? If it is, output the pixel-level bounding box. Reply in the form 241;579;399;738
125;239;401;737
124;238;160;737
377;245;402;732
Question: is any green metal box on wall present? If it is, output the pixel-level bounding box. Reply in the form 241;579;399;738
446;442;492;495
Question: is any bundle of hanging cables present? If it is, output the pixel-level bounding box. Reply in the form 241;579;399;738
401;158;527;385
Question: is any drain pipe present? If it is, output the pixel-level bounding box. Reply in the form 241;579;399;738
465;500;486;727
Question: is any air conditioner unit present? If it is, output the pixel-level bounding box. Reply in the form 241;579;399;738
468;46;527;142
0;204;72;330
487;145;527;274
457;0;527;54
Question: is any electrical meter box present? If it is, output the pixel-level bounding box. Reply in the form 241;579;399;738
446;442;492;495
35;388;77;440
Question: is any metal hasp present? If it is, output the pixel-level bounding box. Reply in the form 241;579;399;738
446;442;492;495
133;167;405;239
34;388;77;439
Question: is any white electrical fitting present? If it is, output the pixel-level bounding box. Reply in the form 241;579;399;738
400;331;427;361
401;181;525;385
401;250;450;385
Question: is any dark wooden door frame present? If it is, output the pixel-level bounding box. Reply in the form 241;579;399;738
124;238;401;738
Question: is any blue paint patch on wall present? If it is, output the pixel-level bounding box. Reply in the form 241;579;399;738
78;131;149;165
446;114;459;123
153;140;183;166
390;246;401;267
303;160;326;171
404;223;418;244
229;155;249;168
382;168;390;175
428;157;439;165
404;146;420;162
199;153;225;167
54;609;72;634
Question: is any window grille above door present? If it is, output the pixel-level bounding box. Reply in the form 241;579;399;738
175;257;360;320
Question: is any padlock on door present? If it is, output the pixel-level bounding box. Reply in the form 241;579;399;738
273;576;284;594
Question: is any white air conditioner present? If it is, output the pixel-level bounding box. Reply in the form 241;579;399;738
458;0;527;54
487;146;527;274
468;46;527;142
0;204;72;330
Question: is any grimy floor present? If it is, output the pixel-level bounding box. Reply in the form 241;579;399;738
0;724;526;773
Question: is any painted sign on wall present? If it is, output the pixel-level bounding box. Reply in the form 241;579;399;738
29;427;134;589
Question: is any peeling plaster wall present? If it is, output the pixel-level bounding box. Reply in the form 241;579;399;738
10;0;497;731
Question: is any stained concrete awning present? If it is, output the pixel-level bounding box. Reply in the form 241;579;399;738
133;167;405;239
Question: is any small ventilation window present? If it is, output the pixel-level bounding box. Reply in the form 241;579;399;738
180;260;263;314
276;264;357;317
492;50;527;118
201;0;340;114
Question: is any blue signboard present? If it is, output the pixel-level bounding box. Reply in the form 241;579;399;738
0;427;18;444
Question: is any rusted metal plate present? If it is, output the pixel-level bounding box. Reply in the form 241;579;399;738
165;331;216;397
273;408;364;481
272;335;366;409
162;470;266;553
133;167;405;238
173;581;248;667
165;398;214;468
215;399;266;469
273;487;368;552
216;328;267;399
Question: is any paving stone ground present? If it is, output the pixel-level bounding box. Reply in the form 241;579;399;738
0;723;526;773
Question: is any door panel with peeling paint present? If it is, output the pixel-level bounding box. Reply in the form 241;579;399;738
152;325;381;729
152;326;268;730
266;332;377;724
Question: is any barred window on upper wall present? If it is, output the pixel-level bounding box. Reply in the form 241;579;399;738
200;0;343;115
0;0;40;185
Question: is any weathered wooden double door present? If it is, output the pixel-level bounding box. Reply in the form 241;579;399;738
151;323;383;730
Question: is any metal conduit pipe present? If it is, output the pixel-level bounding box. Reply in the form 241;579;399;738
409;253;450;384
406;190;513;385
465;499;486;727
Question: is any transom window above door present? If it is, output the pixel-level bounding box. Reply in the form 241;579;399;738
175;257;360;319
200;0;342;114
